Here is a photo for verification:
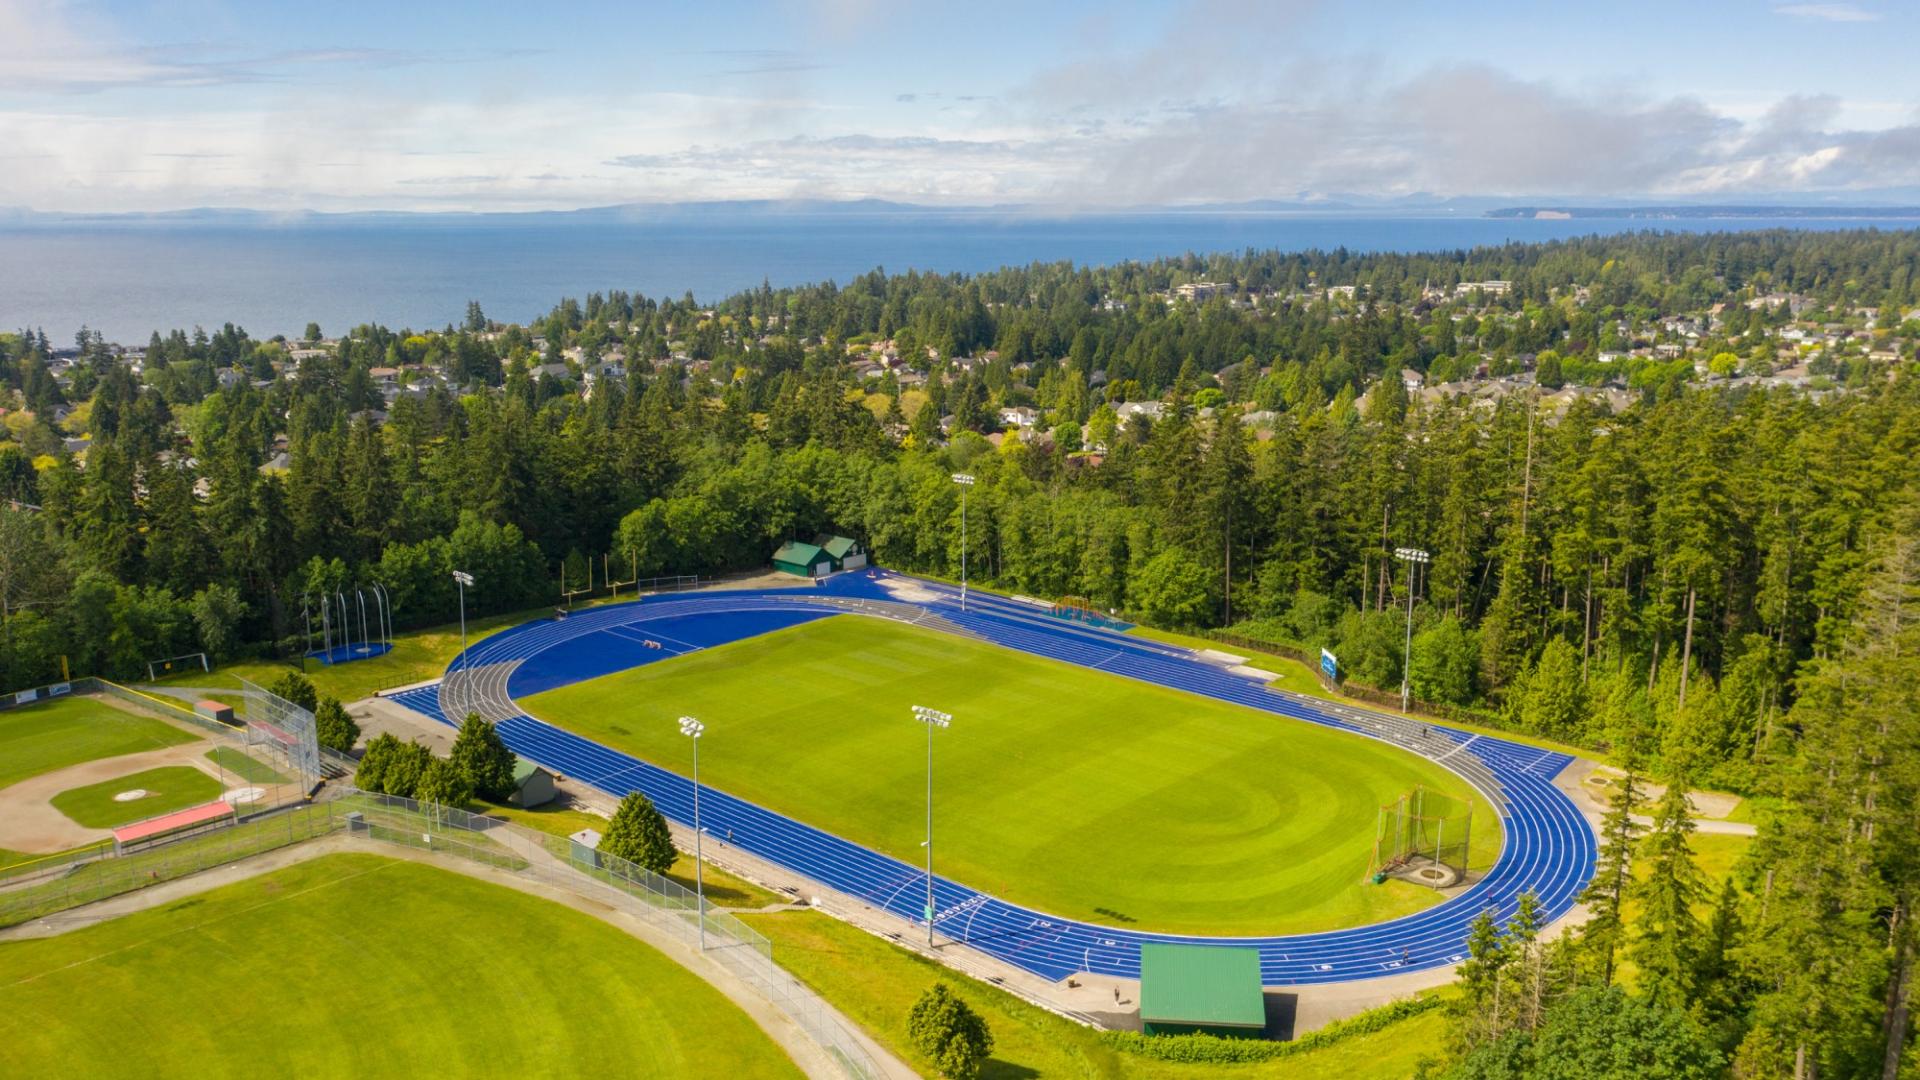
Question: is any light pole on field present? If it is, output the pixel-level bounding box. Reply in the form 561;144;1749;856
951;473;975;611
451;570;474;720
1393;547;1430;713
679;715;707;951
912;704;952;946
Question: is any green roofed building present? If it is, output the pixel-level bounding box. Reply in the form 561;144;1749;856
772;540;835;578
1138;943;1266;1038
814;533;867;571
508;758;557;808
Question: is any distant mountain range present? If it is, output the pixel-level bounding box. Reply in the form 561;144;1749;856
4;194;1920;228
1489;205;1920;220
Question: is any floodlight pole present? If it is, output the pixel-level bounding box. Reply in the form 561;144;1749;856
452;570;474;720
680;716;707;951
1393;547;1430;714
913;705;952;946
951;473;975;612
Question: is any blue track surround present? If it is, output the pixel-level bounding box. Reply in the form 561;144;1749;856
392;569;1596;985
305;641;393;665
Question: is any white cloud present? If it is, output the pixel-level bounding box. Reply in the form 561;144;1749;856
0;0;1915;211
1772;4;1881;22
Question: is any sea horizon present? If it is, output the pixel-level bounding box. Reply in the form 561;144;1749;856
5;210;1916;345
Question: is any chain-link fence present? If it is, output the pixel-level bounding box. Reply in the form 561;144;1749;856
237;677;323;786
0;802;345;928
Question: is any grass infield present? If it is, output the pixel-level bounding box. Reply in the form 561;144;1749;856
523;616;1500;936
0;853;802;1078
0;696;200;791
49;765;226;829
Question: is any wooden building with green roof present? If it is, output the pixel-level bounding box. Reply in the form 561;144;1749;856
772;540;836;578
1137;943;1267;1038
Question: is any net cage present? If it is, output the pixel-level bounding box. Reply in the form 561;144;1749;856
1050;595;1100;621
237;678;323;788
1369;785;1474;888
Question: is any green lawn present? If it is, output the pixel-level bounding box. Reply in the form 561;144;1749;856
49;765;226;829
478;800;787;908
0;696;201;791
746;908;1446;1080
0;853;801;1079
524;615;1500;935
204;746;290;784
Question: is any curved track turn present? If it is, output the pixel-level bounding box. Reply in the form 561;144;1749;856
390;569;1596;985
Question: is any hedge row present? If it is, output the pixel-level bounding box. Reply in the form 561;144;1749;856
1098;994;1444;1064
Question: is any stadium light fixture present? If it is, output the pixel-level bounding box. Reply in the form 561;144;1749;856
451;570;475;720
679;716;707;951
1392;548;1430;713
951;474;975;612
913;705;953;946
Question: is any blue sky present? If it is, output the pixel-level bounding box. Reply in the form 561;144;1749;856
2;0;1916;211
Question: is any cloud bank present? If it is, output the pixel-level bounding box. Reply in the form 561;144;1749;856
0;0;1915;212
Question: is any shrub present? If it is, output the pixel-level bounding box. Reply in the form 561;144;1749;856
415;756;474;808
599;792;675;874
907;984;993;1079
267;670;319;713
314;696;360;753
1100;994;1442;1063
449;714;517;802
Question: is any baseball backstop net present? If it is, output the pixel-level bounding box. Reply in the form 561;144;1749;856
1370;785;1474;887
237;678;323;787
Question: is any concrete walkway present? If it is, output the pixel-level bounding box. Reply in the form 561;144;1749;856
1558;759;1759;837
0;831;914;1080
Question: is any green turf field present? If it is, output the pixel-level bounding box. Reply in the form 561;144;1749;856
49;765;226;828
0;696;200;791
0;853;801;1078
523;616;1500;935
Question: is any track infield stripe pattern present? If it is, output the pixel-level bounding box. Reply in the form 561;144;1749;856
390;570;1594;985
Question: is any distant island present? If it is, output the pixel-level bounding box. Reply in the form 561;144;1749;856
1488;205;1920;220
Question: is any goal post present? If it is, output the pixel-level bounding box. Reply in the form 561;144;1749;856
1369;785;1474;887
146;652;209;681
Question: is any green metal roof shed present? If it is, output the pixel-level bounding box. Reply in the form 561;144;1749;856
1138;943;1267;1038
814;534;867;570
772;540;835;578
508;757;557;808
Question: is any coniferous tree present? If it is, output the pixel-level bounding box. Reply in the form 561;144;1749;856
313;695;360;754
1580;768;1644;987
1631;776;1707;1009
600;791;676;874
449;714;517;803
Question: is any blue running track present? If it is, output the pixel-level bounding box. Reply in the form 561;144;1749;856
390;569;1596;985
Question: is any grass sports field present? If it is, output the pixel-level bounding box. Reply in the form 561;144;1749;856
49;765;226;828
0;853;801;1079
0;697;199;791
523;616;1500;935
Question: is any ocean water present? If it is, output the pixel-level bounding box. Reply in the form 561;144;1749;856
0;213;1908;344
